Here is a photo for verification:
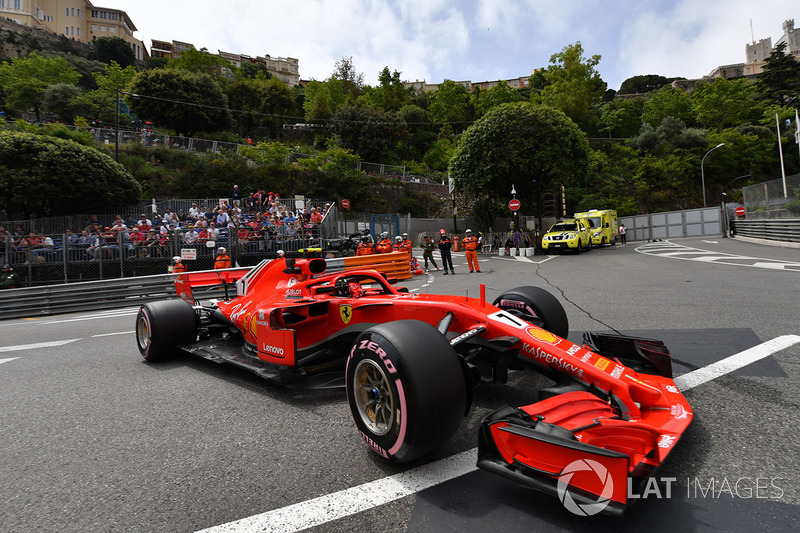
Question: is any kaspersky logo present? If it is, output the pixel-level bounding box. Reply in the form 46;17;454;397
556;459;614;516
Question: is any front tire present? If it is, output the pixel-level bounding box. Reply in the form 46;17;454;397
136;299;197;362
492;286;569;338
346;320;467;463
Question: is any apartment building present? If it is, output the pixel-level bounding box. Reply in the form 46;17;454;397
0;0;146;60
403;74;532;94
150;39;300;86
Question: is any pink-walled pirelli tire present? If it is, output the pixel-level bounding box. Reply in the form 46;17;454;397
136;300;197;362
493;286;569;339
346;320;467;463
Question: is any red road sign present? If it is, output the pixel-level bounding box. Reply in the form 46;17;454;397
509;199;521;211
735;206;746;216
341;199;351;209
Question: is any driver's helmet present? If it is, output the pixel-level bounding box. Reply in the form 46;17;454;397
334;277;351;297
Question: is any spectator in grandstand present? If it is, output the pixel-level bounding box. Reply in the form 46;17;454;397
230;185;243;207
216;206;230;227
189;203;200;220
207;221;220;242
184;226;199;245
309;207;323;225
194;216;207;229
129;227;146;249
137;214;153;232
145;230;162;257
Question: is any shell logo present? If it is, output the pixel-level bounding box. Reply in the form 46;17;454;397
527;327;558;344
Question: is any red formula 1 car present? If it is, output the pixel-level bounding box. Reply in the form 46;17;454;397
135;252;693;515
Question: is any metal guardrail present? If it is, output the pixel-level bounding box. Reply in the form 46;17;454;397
0;271;233;320
0;252;417;320
732;219;800;243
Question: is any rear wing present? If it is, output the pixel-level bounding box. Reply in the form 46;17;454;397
174;267;253;304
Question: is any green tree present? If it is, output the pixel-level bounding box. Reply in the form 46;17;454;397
598;97;644;138
239;61;272;80
757;42;800;107
90;37;136;68
261;77;298;138
359;66;410;112
618;74;674;95
691;77;758;132
0;131;140;218
224;78;264;136
331;56;364;99
533;42;606;134
303;78;346;123
449;102;589;227
472;80;524;118
167;47;234;80
331;105;403;162
127;69;232;135
397;103;437;160
428;80;472;132
641;85;694;127
0;53;81;121
43;83;82;123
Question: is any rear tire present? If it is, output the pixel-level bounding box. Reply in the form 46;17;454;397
136;299;197;362
492;286;569;338
346;320;467;463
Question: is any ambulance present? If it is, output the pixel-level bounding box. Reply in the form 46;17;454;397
574;209;619;247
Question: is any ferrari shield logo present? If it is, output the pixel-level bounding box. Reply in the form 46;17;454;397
339;304;353;324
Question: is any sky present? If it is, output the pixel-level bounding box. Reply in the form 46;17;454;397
95;0;798;91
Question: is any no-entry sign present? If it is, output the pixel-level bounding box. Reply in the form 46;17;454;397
341;199;351;209
735;206;746;216
509;199;521;211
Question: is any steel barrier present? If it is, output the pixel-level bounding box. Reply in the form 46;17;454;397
0;253;416;319
732;219;800;243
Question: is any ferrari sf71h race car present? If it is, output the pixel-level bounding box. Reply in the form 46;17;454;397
135;251;693;516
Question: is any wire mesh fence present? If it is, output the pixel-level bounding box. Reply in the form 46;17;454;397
742;173;800;219
0;229;326;287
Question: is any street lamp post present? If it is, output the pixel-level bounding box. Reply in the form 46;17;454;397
701;143;725;207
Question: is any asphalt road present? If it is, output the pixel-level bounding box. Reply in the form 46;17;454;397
1;236;798;532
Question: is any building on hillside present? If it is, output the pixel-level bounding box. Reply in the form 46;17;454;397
150;40;300;85
0;0;146;60
707;18;799;79
402;70;539;93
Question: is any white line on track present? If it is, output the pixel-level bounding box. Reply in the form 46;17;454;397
92;331;133;337
197;334;800;533
674;334;800;390
0;357;20;365
0;338;81;353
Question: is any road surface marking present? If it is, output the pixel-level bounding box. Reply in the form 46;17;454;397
197;450;476;533
636;241;800;271
0;357;20;365
674;335;800;390
197;334;800;533
92;331;133;337
0;339;81;353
